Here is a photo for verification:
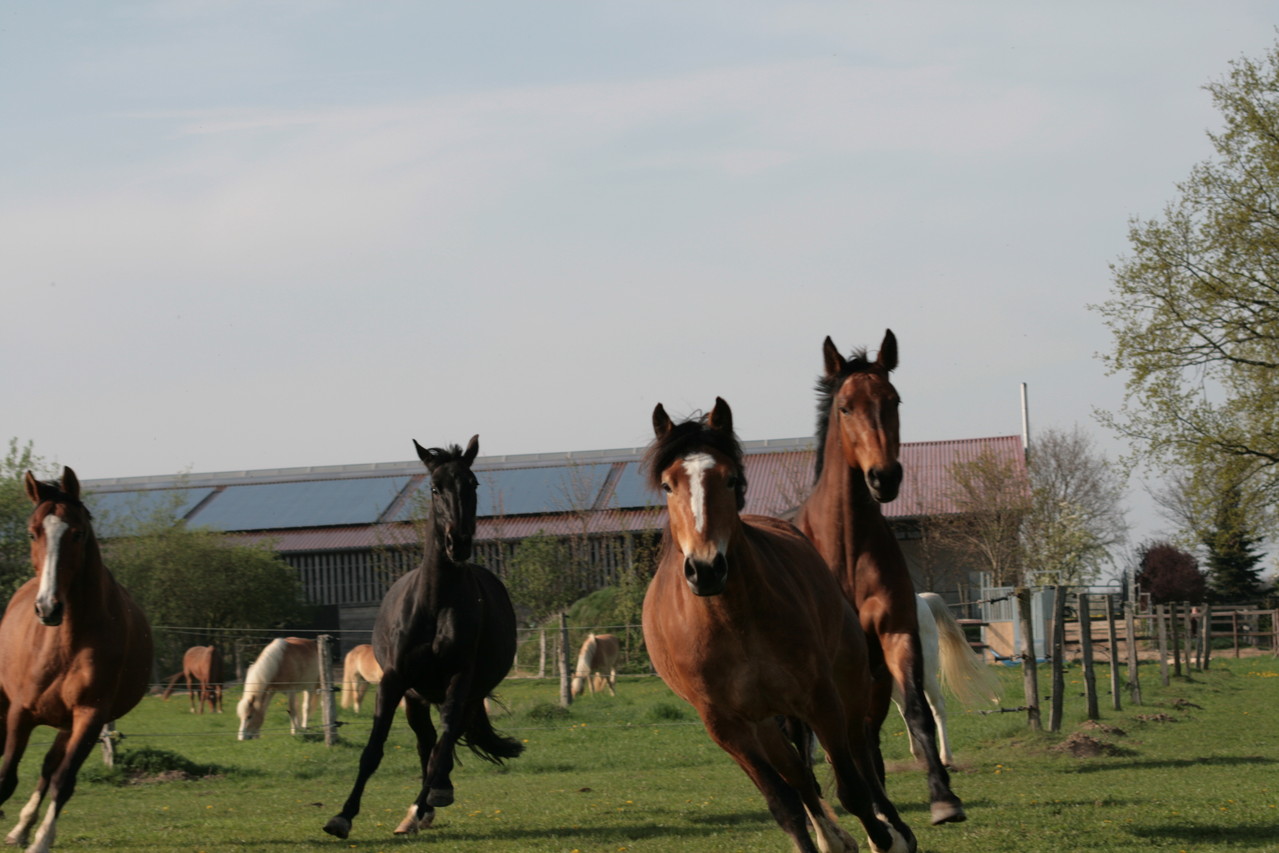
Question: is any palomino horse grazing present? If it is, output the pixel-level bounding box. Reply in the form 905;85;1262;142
643;399;914;853
894;593;1001;768
340;644;383;714
325;437;523;840
0;468;153;853
162;645;225;714
236;637;320;740
570;633;619;698
795;331;966;824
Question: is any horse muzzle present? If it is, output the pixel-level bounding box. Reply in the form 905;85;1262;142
35;601;63;627
866;463;903;503
684;553;728;597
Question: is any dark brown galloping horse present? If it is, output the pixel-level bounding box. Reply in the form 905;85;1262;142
0;468;153;852
162;645;225;714
795;330;966;824
644;398;914;853
324;436;523;840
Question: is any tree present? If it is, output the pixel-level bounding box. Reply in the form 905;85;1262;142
505;531;584;624
1202;482;1269;602
1095;38;1279;512
1021;427;1129;585
0;440;57;599
938;448;1031;587
1134;541;1208;604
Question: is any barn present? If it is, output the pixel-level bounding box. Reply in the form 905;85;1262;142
82;433;1027;641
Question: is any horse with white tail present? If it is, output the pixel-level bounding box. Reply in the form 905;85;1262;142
893;593;1001;768
570;633;619;698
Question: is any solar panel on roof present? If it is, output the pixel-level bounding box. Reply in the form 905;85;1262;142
190;477;412;531
394;463;614;520
86;488;216;537
608;462;659;509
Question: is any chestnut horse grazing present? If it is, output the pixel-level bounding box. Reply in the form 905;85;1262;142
643;399;914;853
324;437;523;840
570;633;619;698
795;331;965;824
0;468;152;852
162;645;225;714
340;644;383;714
236;637;320;740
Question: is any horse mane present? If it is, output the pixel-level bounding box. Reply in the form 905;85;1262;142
30;479;93;519
242;638;287;698
812;345;875;480
643;411;747;511
424;444;466;464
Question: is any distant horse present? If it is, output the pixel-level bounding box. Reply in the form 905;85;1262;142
794;331;966;824
161;645;225;714
0;467;153;852
894;593;1001;767
340;644;383;714
236;637;320;740
325;436;523;840
643;399;914;853
570;633;619;698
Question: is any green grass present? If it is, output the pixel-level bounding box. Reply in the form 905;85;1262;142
14;657;1279;852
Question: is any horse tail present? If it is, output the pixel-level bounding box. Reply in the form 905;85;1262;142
922;592;1001;706
462;701;526;764
340;657;356;710
160;670;184;700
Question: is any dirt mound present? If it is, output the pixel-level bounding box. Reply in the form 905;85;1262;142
1134;712;1178;723
1080;720;1127;736
1052;733;1134;758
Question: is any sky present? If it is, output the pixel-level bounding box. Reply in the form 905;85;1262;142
3;2;1277;555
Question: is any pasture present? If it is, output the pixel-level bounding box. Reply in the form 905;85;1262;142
36;656;1279;852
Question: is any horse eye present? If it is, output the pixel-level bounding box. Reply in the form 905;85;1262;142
838;405;850;415
661;482;673;494
725;475;738;490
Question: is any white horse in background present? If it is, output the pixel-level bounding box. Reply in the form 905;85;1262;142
893;592;1001;767
570;633;620;697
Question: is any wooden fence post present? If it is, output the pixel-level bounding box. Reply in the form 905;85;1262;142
1125;601;1142;706
1016;587;1041;731
318;634;337;746
1232;611;1240;658
1049;586;1066;733
1184;604;1197;670
1078;593;1099;720
1105;594;1121;711
1201;603;1212;670
559;613;572;707
1156;604;1170;687
539;628;547;678
1169;601;1182;677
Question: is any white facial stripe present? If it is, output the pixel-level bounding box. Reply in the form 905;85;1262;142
38;514;67;615
682;453;716;534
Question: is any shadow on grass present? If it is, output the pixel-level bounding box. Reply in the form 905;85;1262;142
1129;822;1279;846
1068;755;1275;774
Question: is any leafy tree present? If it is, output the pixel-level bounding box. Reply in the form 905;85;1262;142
938;448;1031;586
505;531;585;624
0;440;57;599
1135;541;1208;604
1095;38;1279;511
1021;427;1129;586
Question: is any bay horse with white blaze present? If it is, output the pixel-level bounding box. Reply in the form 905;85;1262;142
325;436;523;840
162;645;225;714
643;399;914;853
236;637;320;740
794;331;966;824
0;468;152;853
571;633;619;698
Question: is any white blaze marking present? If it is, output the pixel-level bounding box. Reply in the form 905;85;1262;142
681;453;716;534
36;514;67;618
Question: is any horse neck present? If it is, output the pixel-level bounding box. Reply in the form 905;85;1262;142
414;531;458;607
810;425;890;555
62;534;119;624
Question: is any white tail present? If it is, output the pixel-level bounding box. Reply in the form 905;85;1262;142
920;592;1001;707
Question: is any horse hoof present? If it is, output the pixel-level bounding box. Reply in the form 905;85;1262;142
426;787;454;807
322;816;351;839
394;804;435;834
929;800;966;825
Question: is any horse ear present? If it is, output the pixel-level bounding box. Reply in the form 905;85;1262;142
652;403;673;439
877;329;898;372
822;336;846;379
708;397;733;436
23;471;42;504
61;466;80;501
462;435;479;466
413;439;440;471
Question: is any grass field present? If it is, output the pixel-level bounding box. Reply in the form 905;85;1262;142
16;655;1279;852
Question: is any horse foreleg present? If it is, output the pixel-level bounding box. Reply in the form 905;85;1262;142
398;696;439;834
3;729;65;848
23;715;102;853
0;713;35;811
324;679;406;839
882;631;963;824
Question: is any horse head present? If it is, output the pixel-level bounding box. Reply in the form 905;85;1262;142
647;397;746;597
817;330;903;503
236;691;268;740
24;466;95;627
414;435;480;563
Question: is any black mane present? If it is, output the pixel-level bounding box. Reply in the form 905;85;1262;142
643;411;747;511
33;481;91;519
812;346;875;480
